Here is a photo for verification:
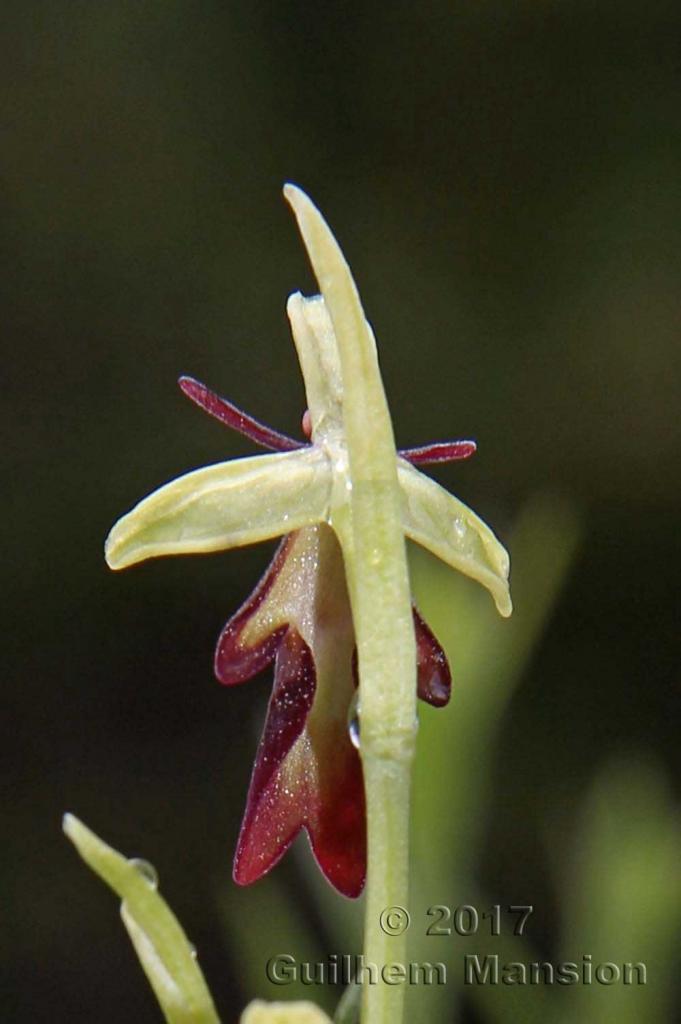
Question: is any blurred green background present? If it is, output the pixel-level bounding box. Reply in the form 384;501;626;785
2;2;680;1022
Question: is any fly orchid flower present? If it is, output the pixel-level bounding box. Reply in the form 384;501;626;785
105;186;511;900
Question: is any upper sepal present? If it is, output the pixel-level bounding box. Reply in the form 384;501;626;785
286;293;344;443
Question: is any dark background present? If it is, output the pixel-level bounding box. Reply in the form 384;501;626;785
2;2;680;1022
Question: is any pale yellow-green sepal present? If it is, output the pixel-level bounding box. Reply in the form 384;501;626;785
398;459;512;617
287;292;343;441
63;814;220;1024
105;447;332;570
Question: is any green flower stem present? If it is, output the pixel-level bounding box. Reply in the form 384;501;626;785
286;187;416;1024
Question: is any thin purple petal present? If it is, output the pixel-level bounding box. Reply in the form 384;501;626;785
179;375;305;453
401;440;477;465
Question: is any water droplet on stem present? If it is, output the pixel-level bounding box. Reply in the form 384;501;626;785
347;691;361;749
130;858;159;889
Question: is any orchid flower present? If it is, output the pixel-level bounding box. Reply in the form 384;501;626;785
105;186;511;904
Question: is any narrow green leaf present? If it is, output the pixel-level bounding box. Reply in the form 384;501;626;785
63;814;220;1024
